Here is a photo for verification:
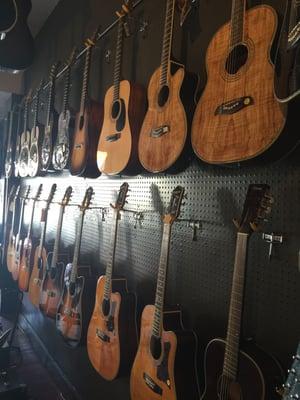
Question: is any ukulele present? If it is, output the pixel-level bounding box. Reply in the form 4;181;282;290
138;0;197;173
28;184;57;307
18;184;43;292
10;186;30;281
18;94;31;178
201;184;284;400
56;187;93;346
0;0;34;71
28;82;44;177
130;186;200;400
6;185;21;274
191;1;288;165
52;49;77;171
87;183;138;380
274;0;300;102
282;342;300;399
40;63;59;172
40;186;73;318
97;3;146;175
70;28;103;178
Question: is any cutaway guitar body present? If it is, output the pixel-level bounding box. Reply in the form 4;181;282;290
18;237;34;292
28;246;47;307
130;305;199;400
87;276;137;380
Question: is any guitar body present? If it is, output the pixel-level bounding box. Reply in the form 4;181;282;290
14;134;21;177
201;338;284;400
53;109;74;171
87;276;137;380
0;0;34;70
6;232;17;273
138;65;197;173
11;236;22;281
28;246;47;307
97;81;146;175
41;112;58;172
130;305;199;400
28;125;44;177
70;100;103;178
18;130;30;177
192;5;288;165
18;237;34;292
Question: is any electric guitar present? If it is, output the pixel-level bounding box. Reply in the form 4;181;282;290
28;184;57;307
18;94;31;178
56;187;93;346
40;186;73;318
130;186;200;400
70;28;103;178
52;49;77;171
6;185;21;274
201;184;284;400
282;342;300;399
87;183;137;380
138;0;197;173
4;105;21;179
191;0;288;165
40;63;59;172
97;3;146;175
18;184;43;292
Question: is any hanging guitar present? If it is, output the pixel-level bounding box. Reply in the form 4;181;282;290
28;184;57;307
201;184;284;400
130;186;200;400
4;104;21;179
87;182;138;380
282;342;300;399
40;186;73;318
6;185;21;274
56;187;93;346
97;3;146;175
53;49;77;171
40;63;60;172
18;93;32;178
18;184;43;292
70;28;103;178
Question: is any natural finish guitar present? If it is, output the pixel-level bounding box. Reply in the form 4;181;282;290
4;105;21;179
192;1;287;164
18;94;31;178
56;187;93;346
70;29;103;178
18;184;43;292
28;184;56;307
87;183;137;380
130;186;200;400
97;4;146;175
40;186;72;318
201;184;284;400
6;185;21;274
138;0;197;173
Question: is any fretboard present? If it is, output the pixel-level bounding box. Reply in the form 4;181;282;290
223;232;248;380
23;101;29;133
113;19;124;102
38;208;49;258
17;198;26;238
79;47;92;116
160;0;176;87
46;80;55;127
51;204;65;268
152;222;172;338
33;90;40;129
230;0;245;47
62;67;71;118
103;210;119;300
70;209;85;283
27;199;37;240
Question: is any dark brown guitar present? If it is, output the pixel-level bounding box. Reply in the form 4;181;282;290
40;186;73;318
56;187;93;346
201;184;284;400
70;29;103;178
6;185;21;274
130;186;200;400
87;183;137;380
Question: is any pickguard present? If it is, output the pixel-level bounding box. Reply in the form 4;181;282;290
157;342;171;388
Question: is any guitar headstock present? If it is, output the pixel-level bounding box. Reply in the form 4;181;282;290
61;186;73;206
33;184;43;202
163;186;185;225
80;187;94;211
49;62;60;83
45;184;57;207
13;185;21;200
113;182;129;211
22;185;31;201
233;184;273;234
283;342;300;399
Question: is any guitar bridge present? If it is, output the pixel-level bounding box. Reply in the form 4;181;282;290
96;328;110;342
74;143;83;149
47;290;56;298
143;373;163;395
215;96;253;115
106;133;121;142
150;125;170;138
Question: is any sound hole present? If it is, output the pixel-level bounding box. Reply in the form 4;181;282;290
111;100;121;120
0;0;16;31
102;298;110;317
158;85;170;107
150;335;162;360
225;44;248;75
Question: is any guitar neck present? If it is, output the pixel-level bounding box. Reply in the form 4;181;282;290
17;198;26;239
152;222;172;338
113;19;124;102
62;66;71;117
103;210;119;299
70;209;85;283
46;80;55;127
33;90;40;129
223;232;249;380
51;204;65;268
38;208;49;258
230;0;245;47
27;200;37;239
160;0;176;87
79;47;92;115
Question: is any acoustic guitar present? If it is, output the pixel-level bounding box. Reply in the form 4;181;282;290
4;105;21;179
138;0;197;173
130;186;200;400
201;184;284;400
40;63;60;172
87;182;137;380
56;187;93;346
70;29;103;178
18;184;43;292
40;186;73;318
14;129;21;178
10;186;30;281
28;184;56;307
0;0;34;70
97;4;146;175
18;94;31;178
191;0;288;165
282;342;300;399
6;185;21;274
53;49;77;171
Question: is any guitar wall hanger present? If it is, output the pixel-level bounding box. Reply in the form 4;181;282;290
177;218;202;241
262;232;284;261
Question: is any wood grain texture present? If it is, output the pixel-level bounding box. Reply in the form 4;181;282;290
6;235;16;273
97;80;146;175
28;246;47;307
192;5;287;164
138;67;188;173
11;240;22;281
40;262;65;319
18;238;33;292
